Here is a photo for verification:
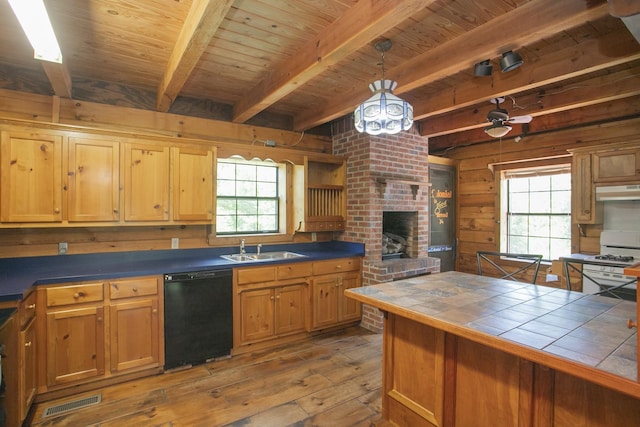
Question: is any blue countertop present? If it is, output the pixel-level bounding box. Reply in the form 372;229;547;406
0;241;364;301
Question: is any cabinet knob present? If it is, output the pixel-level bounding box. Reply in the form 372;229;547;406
27;303;36;309
54;208;60;213
73;292;83;299
97;317;103;322
132;287;138;292
113;209;119;213
24;341;32;347
270;296;275;301
628;319;637;329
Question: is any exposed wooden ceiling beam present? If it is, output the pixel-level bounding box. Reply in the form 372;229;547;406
428;95;640;153
293;0;610;131
413;28;640;123
231;0;436;124
421;65;640;137
156;0;233;112
41;61;72;99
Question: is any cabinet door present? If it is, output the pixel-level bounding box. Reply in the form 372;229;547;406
275;283;307;335
19;318;37;422
338;272;361;323
123;143;170;221
311;275;338;329
593;149;640;182
0;130;63;222
239;288;275;343
572;153;601;224
172;146;213;221
110;298;160;372
46;306;105;386
68;137;120;221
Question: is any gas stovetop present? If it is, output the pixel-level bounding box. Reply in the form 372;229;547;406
594;254;636;262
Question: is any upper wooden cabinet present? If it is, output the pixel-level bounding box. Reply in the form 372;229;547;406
571;152;602;224
172;146;214;221
592;147;640;183
67;136;120;222
123;143;170;221
293;156;346;232
0;130;63;222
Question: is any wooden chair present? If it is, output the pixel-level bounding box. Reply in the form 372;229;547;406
476;251;543;284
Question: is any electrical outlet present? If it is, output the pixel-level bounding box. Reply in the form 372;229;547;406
265;139;276;147
311;232;317;242
58;242;68;255
171;238;179;249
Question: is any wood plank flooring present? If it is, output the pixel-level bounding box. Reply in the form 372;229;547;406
28;327;391;426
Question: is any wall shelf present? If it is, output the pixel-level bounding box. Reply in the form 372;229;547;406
375;177;430;200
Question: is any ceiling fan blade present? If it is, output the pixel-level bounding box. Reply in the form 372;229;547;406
507;115;532;124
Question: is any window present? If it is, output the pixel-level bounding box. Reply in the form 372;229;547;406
501;166;571;261
216;158;280;234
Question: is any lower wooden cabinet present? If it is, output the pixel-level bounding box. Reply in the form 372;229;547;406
235;264;310;347
311;258;362;330
36;276;163;396
234;257;362;351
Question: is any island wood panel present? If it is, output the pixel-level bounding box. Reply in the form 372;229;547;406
381;312;640;427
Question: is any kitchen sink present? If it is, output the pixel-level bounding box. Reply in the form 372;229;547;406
220;251;306;262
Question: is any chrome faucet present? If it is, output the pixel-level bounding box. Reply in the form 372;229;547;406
257;244;262;255
240;239;246;254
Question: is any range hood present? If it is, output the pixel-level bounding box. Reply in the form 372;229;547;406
595;184;640;201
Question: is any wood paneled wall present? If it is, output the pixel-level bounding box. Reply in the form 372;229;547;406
442;117;640;283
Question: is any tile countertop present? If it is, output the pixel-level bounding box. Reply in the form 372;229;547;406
345;271;638;396
0;240;364;302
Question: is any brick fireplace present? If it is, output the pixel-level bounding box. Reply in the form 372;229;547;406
332;118;440;332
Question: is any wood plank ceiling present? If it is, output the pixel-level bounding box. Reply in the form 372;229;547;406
0;0;638;154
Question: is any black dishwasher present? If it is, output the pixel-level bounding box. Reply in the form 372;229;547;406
164;269;233;370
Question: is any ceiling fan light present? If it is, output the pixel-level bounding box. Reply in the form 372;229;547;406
354;79;413;135
474;60;493;76
500;50;523;73
484;122;512;138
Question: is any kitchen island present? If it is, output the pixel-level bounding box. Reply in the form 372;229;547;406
345;271;639;427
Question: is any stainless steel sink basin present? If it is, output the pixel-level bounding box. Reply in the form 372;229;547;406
220;254;258;262
251;251;306;260
221;251;306;262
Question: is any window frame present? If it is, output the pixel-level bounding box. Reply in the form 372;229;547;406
215;157;286;236
499;164;572;262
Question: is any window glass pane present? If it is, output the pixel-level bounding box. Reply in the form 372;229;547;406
509;236;528;253
530;175;550;191
552;174;571;190
217;199;236;215
552;190;571;213
258;199;277;214
509;178;529;192
217;216;236;233
217;163;236;180
549;238;571;260
509;215;528;236
510;193;529;212
236;164;256;181
217;180;235;197
258;215;277;230
237;199;258;215
257;182;277;197
256;166;277;182
529;216;550;237
529;191;550;213
237;181;256;196
529;237;548;255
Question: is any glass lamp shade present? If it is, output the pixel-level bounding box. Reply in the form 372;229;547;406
484;122;512;138
354;80;413;135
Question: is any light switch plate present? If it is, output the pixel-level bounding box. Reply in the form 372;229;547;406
171;238;179;249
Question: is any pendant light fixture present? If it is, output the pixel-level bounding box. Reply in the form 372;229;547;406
354;39;413;135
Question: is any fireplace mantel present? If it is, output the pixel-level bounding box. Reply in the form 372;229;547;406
375;177;431;199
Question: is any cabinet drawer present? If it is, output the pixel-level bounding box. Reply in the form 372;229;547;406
109;277;158;299
46;283;104;307
19;290;37;328
312;258;360;275
277;262;312;280
237;266;276;284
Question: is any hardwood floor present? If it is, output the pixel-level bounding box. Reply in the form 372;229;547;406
28;327;390;426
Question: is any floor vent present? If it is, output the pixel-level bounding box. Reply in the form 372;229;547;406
43;394;102;418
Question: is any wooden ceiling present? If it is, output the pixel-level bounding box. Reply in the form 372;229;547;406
0;0;639;154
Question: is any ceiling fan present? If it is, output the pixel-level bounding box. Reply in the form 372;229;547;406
484;97;532;138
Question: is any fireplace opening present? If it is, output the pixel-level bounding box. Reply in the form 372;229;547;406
382;211;418;260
